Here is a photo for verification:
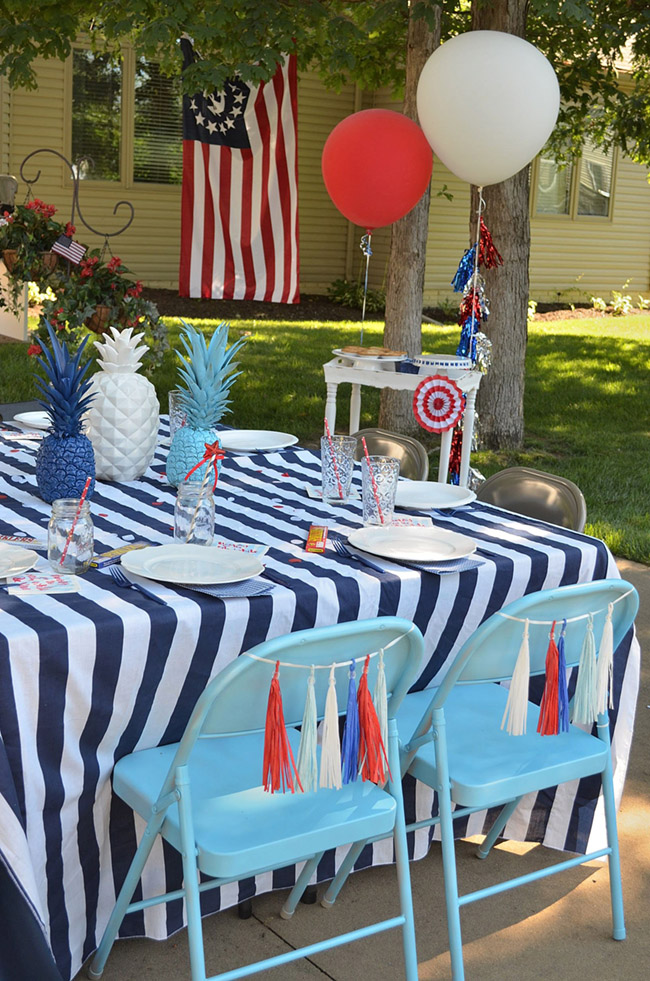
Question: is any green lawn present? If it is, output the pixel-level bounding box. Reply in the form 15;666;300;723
2;312;649;563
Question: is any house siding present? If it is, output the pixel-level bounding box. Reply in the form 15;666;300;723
4;54;650;302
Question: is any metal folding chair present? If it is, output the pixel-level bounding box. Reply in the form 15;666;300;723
88;616;424;981
476;466;587;531
351;427;429;480
315;579;638;980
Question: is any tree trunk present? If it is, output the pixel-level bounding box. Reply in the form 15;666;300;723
378;4;440;434
472;0;530;449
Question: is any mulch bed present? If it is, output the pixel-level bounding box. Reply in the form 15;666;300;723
1;292;645;345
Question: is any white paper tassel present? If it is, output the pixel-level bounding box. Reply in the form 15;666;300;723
501;620;530;736
297;667;318;792
373;649;388;752
319;664;342;790
595;603;614;715
571;615;598;725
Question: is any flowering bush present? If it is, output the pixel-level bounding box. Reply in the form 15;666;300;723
0;199;66;311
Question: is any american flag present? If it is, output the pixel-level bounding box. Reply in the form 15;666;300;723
179;39;299;303
51;234;86;264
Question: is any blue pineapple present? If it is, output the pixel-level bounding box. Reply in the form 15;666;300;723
167;321;248;487
34;322;96;503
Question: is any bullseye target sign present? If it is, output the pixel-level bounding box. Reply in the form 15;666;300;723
413;375;465;433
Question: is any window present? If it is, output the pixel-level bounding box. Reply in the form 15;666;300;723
72;50;122;181
71;48;183;185
534;138;615;219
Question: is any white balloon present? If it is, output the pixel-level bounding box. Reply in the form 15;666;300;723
416;31;560;187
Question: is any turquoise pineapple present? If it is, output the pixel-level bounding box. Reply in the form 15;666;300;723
34;321;96;503
166;321;248;487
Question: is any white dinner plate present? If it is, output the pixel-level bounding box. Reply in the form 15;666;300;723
395;481;476;510
121;544;264;585
12;411;51;430
332;348;405;365
347;526;477;563
0;544;39;577
218;430;299;453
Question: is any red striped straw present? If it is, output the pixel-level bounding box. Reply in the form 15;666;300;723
323;417;344;499
60;475;92;565
361;437;384;524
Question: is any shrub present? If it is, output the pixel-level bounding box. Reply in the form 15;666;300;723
590;295;608;312
327;278;386;314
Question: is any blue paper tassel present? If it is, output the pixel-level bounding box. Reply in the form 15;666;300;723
451;246;476;292
557;619;570;733
456;318;475;358
341;663;360;784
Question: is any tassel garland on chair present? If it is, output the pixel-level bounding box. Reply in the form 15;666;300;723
537;622;560;736
296;667;318;792
501;619;530;736
595;604;615;715
341;663;360;784
357;655;391;784
320;664;343;790
557;620;570;734
263;662;303;794
571;616;598;725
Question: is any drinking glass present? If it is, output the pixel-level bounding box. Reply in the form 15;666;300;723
174;482;215;546
361;456;400;526
168;389;187;440
47;498;94;573
320;435;357;504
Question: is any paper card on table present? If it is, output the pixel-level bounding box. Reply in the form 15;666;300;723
305;483;361;500
0;534;48;550
6;572;80;594
212;539;269;557
1;430;44;440
390;516;433;528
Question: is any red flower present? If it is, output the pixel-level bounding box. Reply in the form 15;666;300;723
26;198;56;219
27;343;42;356
107;255;122;272
65;222;76;237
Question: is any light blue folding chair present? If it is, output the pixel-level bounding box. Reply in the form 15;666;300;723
88;616;424;981
316;579;639;980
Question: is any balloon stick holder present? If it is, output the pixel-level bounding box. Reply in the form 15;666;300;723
359;232;373;345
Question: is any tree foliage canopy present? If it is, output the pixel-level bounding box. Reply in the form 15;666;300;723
0;0;649;163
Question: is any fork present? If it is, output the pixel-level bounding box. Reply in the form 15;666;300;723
329;536;386;573
108;564;168;606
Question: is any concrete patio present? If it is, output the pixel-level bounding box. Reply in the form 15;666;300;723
71;558;649;981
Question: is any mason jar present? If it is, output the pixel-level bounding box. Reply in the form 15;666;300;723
174;481;215;546
47;498;94;574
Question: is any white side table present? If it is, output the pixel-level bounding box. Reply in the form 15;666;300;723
323;356;482;488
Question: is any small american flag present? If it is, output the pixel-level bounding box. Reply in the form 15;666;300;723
51;235;86;265
179;38;299;303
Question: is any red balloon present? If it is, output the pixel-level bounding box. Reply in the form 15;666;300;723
321;109;433;231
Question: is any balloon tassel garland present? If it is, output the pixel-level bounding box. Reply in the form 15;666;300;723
340;662;360;784
452;189;500;372
320;664;342;790
357;655;391;784
262;662;303;794
501;619;531;736
537;622;560;736
557;619;570;733
296;667;318;792
571;615;598;726
359;233;373;345
595;603;615;715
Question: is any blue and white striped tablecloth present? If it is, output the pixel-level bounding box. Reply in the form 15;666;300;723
0;421;640;980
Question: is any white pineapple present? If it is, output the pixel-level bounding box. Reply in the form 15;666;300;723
86;327;160;481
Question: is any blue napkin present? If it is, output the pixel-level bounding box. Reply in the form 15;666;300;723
176;577;275;598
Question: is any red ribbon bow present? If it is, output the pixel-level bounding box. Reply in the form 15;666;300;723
184;440;226;491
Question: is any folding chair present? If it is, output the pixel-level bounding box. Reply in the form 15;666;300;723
476;466;587;532
88;616;424;981
316;579;638;980
351;427;430;480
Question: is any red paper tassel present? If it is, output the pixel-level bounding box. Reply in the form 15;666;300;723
448;427;463;484
478;217;503;269
458;287;482;326
262;662;303;794
357;656;391;784
537;622;560;736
